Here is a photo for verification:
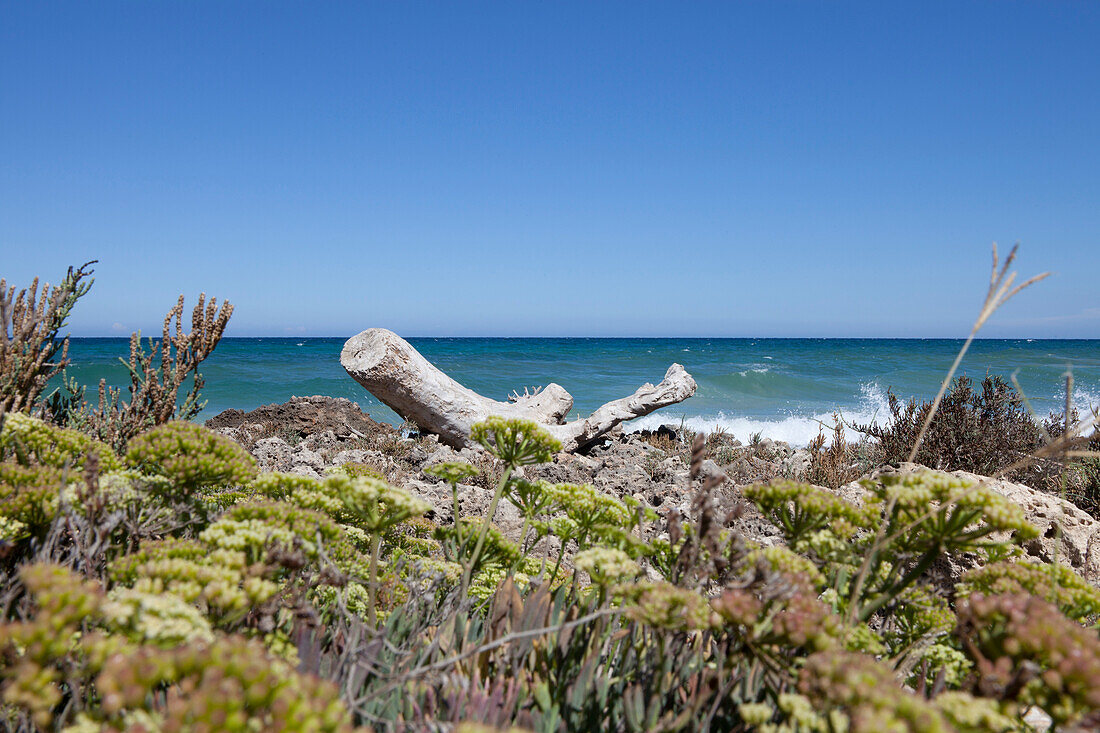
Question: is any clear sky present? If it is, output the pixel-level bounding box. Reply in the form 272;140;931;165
1;1;1097;338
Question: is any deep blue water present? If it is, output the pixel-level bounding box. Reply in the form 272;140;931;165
56;338;1100;446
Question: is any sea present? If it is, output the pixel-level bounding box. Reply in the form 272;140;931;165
58;338;1100;447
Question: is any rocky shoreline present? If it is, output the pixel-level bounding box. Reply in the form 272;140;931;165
209;395;1100;583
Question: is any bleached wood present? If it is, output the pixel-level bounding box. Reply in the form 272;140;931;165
340;328;696;451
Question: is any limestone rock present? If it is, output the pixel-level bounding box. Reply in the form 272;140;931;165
331;449;373;466
288;464;322;480
291;446;325;473
206;395;391;441
252;437;294;472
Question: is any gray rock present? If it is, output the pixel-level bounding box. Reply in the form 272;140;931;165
698;459;727;484
780;449;812;478
287;464;322;480
331;449;373;466
303;430;339;453
291;447;325;472
528;453;602;486
253;437;294;472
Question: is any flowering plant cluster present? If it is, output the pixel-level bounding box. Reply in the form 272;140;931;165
4;408;1100;731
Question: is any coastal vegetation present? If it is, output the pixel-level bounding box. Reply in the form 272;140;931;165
2;261;1100;731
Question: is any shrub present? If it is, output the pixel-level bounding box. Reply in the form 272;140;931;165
126;421;258;490
0;563;356;732
0;411;120;471
857;375;1061;486
0;262;94;414
65;293;234;452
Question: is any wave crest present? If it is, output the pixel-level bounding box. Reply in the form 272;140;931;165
626;382;891;447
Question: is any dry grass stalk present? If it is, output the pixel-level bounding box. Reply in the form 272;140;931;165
0;262;95;413
907;244;1048;463
79;293;233;450
848;243;1048;627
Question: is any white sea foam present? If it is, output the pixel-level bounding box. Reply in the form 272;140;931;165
626;382;892;447
1072;386;1100;414
1063;384;1100;435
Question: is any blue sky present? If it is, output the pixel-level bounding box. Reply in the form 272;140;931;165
1;1;1097;338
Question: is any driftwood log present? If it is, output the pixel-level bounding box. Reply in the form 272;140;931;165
340;328;697;452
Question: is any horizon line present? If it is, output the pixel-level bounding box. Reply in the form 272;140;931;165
66;334;1100;342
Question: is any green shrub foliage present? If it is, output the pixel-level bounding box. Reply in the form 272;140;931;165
3;412;1100;731
126;421;258;490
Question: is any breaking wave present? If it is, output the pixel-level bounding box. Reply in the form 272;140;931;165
626;382;892;447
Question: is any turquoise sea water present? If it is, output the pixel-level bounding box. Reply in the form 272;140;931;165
59;338;1100;446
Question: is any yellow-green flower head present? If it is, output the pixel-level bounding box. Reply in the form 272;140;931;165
547;482;632;526
744;479;870;544
894;586;955;639
109;541;280;618
959;559;1100;623
0;412;121;471
868;470;1038;540
331;462;385;480
747;545;827;589
470;417;561;466
932;692;1015;732
126;421;257;490
469;565;531;601
574;547;640;586
624;581;711;631
777;693;827;729
919;644;972;689
0;462;75;530
0;514;27;542
330;474;431;532
250;471;322;500
738;702;773;726
424;461;480;485
103;588;215;647
92;635;355;731
200;517;305;557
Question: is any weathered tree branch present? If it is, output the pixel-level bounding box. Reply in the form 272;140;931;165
340;329;696;452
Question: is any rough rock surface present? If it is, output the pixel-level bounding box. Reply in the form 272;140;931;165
206;395;392;441
212;400;1100;588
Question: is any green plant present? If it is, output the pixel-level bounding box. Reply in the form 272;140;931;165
0;563;357;732
126;420;258;491
6;248;1100;732
461;417;561;590
0;411;120;471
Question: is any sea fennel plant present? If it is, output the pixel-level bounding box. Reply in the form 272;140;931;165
6;329;1100;731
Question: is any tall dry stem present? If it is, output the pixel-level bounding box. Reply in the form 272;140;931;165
0;262;95;413
79;293;233;450
848;243;1047;627
906;243;1048;463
